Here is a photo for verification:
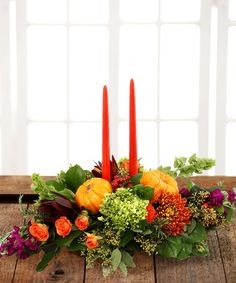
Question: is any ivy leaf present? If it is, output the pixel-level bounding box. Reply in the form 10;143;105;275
111;248;122;271
224;206;234;221
121;250;136;268
119;261;128;277
157;236;182;258
65;164;86;192
36;251;56;272
177;241;193;259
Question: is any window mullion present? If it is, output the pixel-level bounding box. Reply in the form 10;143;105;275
215;0;229;174
0;0;11;174
198;0;212;159
108;0;120;157
14;0;28;174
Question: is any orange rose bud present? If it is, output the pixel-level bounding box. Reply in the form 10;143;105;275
75;215;89;231
85;234;99;249
55;216;72;237
29;222;49;242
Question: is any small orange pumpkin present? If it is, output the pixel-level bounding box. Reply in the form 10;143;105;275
75;178;112;214
140;170;178;198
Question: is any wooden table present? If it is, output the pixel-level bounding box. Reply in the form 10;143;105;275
0;176;236;283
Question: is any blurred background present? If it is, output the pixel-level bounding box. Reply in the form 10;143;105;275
0;0;235;175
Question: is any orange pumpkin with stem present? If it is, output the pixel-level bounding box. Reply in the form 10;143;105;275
75;178;112;214
140;170;178;198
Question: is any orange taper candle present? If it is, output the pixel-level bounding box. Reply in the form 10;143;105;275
129;79;138;176
102;85;111;181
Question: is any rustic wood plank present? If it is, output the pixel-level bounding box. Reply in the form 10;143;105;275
0;176;55;195
155;231;226;283
0;204;25;283
1;175;236;195
85;251;155;283
217;212;236;283
177;176;236;190
13;248;85;283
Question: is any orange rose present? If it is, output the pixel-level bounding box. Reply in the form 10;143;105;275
85;234;99;249
75;215;89;231
29;222;49;242
55;216;72;237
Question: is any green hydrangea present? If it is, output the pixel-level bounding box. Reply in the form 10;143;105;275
99;188;148;232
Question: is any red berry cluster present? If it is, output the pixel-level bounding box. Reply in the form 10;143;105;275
111;175;132;190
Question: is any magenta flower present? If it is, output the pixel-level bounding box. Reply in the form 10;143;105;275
179;188;190;198
209;189;224;206
227;190;236;203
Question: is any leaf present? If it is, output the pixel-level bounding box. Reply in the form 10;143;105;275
188;221;207;242
130;173;142;185
120;231;134;247
133;185;154;200
55;231;82;247
46;180;65;191
65;165;86;192
68;239;86;252
36;251;56;272
119;261;128;277
157;236;182;258
121;250;136;268
192;242;209;256
177;241;193;259
225;206;234;221
111;248;122;271
187;219;197;234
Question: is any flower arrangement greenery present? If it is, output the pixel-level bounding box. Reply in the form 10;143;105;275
0;154;235;277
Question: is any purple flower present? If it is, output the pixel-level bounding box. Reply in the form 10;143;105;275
209;189;224;206
179;187;190;198
227;189;236;203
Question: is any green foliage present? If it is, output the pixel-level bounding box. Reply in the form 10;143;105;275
31;174;75;205
65;164;86;192
130;173;142;185
111;248;122;271
132;184;154;200
36;250;57;272
158;154;215;178
55;230;82;247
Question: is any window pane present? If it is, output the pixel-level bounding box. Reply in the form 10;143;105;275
119;25;158;119
160;25;199;119
69;27;108;121
27;27;67;120
229;0;236;20
69;123;102;170
226;123;236;175
120;0;158;22
160;122;198;166
69;0;109;24
28;123;67;174
226;27;236;118
118;121;158;168
161;0;200;22
27;0;67;23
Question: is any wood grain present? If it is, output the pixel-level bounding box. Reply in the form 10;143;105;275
13;248;85;283
217;212;236;283
0;204;25;283
85;252;155;283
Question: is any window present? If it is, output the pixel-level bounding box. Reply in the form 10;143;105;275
0;0;234;175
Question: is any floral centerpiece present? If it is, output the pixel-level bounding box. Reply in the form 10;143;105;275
0;80;235;277
0;154;235;277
